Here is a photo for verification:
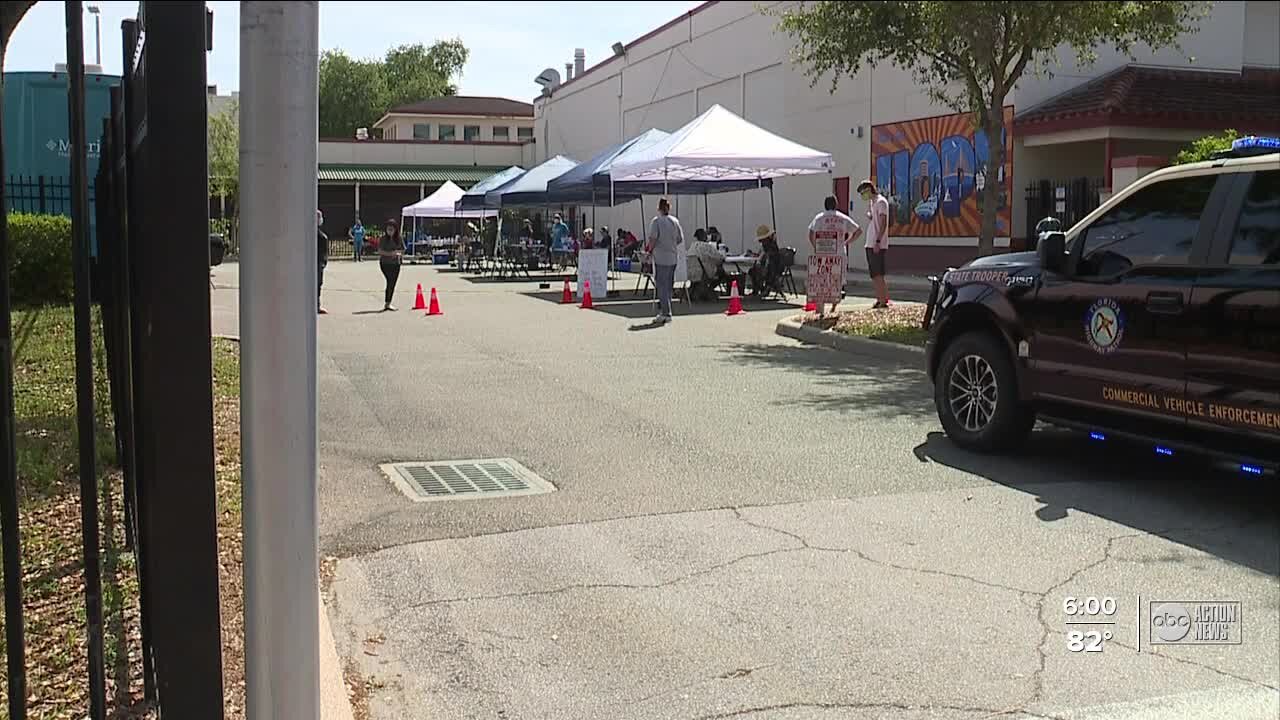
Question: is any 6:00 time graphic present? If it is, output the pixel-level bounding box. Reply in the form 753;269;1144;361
1063;596;1117;616
1063;597;1118;653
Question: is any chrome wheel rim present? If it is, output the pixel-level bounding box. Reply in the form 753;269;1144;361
948;354;998;433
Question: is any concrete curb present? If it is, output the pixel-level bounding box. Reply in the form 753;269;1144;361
775;315;925;366
320;596;356;720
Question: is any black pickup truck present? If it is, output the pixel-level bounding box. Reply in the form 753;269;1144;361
923;139;1279;475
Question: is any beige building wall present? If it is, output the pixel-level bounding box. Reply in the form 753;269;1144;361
374;114;534;143
318;139;525;168
533;0;1277;269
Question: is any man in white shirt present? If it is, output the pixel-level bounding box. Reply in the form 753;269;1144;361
807;195;861;315
857;179;892;308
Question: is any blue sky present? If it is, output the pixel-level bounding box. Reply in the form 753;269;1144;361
4;1;704;101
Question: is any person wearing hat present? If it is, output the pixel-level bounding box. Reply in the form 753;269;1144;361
599;225;613;253
644;197;685;324
857;179;892;307
550;213;570;252
748;224;783;298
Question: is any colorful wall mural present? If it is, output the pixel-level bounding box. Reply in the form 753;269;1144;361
871;107;1014;238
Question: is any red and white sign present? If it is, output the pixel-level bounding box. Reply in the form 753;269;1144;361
806;254;845;307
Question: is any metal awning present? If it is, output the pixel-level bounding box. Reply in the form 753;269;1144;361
317;164;506;185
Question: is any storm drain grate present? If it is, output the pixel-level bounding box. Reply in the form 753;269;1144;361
380;459;554;502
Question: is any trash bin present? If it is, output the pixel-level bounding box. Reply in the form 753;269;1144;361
210;233;225;266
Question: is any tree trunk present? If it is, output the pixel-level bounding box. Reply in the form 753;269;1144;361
977;102;1006;257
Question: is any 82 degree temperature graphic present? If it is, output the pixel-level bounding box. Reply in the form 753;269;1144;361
1067;629;1113;652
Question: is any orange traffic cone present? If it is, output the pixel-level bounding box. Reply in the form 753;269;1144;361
561;279;575;304
725;280;745;316
413;284;427;310
426;288;443;316
580;281;594;309
803;298;817;312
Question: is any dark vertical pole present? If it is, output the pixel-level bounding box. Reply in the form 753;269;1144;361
703;189;708;229
0;49;29;720
66;2;108;718
118;16;156;700
769;183;777;233
133;3;225;712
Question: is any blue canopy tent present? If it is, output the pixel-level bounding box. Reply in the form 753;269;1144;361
482;155;579;208
455;165;525;210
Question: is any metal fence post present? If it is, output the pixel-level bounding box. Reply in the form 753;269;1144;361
65;3;108;717
0;56;30;720
128;2;225;713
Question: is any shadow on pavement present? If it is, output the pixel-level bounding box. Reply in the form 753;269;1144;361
522;290;798;320
717;342;936;420
914;430;1280;577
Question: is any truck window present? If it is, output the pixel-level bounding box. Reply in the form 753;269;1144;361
1228;170;1280;266
1078;174;1216;276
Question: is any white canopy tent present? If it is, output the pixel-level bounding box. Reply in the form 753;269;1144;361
608;104;834;183
401;181;492;218
609;104;834;256
399;181;493;261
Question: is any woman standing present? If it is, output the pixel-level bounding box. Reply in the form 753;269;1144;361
379;218;405;311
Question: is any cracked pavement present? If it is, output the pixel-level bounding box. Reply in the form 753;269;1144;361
212;262;1280;719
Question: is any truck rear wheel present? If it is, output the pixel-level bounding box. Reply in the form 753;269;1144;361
933;331;1032;452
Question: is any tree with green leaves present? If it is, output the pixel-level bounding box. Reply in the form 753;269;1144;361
319;40;469;139
1174;129;1239;164
208;100;239;214
775;1;1206;255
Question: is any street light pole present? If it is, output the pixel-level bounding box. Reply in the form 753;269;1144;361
240;2;321;718
86;5;101;66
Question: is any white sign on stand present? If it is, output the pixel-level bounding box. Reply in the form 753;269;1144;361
806;253;846;307
577;249;609;299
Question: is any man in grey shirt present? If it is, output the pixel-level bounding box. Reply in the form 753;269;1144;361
645;197;685;324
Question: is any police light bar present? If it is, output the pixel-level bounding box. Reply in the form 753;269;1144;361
1231;136;1280;152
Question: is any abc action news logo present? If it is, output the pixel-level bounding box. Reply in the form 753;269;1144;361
1150;601;1242;645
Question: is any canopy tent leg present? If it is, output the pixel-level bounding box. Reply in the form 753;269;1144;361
769;183;776;232
703;189;708;230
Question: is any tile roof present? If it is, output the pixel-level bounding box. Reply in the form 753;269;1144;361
317;165;506;184
386;95;534;118
1016;65;1280;135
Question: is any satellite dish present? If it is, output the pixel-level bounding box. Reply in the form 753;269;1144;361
534;67;561;89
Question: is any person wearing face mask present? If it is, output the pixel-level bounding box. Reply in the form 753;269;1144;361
379;218;406;311
317;209;329;314
857;180;892;308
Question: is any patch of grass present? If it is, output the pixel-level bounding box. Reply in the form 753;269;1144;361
803;304;929;347
0;305;148;719
211;339;246;719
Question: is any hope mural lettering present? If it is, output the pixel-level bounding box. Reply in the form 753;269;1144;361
871;108;1014;238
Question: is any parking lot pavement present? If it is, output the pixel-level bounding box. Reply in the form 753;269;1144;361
212;260;1280;719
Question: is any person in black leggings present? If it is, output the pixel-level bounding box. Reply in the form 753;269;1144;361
379;219;405;311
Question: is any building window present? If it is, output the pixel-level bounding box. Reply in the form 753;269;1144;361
384;125;395;140
464;125;481;141
492;126;509;140
413;123;431;140
438;124;456;141
517;126;534;140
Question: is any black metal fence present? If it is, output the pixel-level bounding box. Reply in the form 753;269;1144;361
5;174;96;217
0;3;225;718
1024;176;1106;242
